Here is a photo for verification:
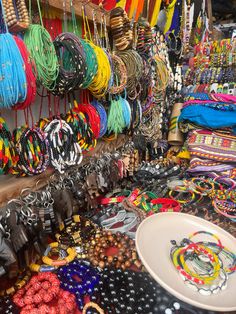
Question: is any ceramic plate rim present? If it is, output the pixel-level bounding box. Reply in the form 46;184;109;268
135;212;236;312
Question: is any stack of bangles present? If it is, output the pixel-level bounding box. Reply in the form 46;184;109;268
170;231;236;295
167;177;236;205
30;242;77;272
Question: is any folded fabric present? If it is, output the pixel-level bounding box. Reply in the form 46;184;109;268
179;105;236;133
183;101;236;111
185;92;236;103
187;157;235;172
187;129;236;164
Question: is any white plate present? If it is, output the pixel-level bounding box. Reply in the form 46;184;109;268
135;212;236;312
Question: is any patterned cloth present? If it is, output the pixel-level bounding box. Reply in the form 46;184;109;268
179;105;236;133
187;129;236;163
185;92;236;103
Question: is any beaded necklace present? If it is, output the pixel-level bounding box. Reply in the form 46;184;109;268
13;36;37;110
24;0;59;90
0;117;17;174
52;32;87;96
0;2;27;108
13;126;49;176
44;119;82;173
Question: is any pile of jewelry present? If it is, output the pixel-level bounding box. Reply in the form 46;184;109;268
170;231;236;295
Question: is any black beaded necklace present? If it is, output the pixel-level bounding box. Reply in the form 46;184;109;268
52;32;87;96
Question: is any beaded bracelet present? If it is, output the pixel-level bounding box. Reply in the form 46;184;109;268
80;39;98;88
91;100;108;138
88;44;111;99
0;117;17;174
191;178;214;195
0;33;27;108
14;127;49;176
24;23;59;90
44;119;83;173
88;230;142;270
171;242;221;285
66;108;96;152
169;188;195;204
109;54;127;95
42;242;76;266
57;260;100;309
75;101;101;139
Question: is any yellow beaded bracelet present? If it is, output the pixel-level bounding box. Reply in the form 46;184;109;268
42;242;76;267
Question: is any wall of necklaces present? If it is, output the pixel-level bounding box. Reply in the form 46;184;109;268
0;0;235;313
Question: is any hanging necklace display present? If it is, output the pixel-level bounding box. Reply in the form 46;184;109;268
13;110;49;176
67;102;97;152
13;36;37;110
84;9;111;99
75;91;101;139
182;0;194;55
44;117;82;174
0;117;17;174
24;0;59;90
110;7;133;51
91;100;108;138
0;2;27;109
52;32;87;96
116;50;143;99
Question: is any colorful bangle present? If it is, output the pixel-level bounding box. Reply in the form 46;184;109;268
42;242;77;266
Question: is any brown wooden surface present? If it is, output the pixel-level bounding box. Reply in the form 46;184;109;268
0;135;129;208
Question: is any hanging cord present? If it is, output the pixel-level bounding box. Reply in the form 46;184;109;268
24;0;59;90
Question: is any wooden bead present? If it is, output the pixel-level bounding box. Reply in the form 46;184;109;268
98;261;105;269
125;261;131;268
107;256;113;263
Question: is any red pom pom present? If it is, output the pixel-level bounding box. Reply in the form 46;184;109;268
41;281;50;290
